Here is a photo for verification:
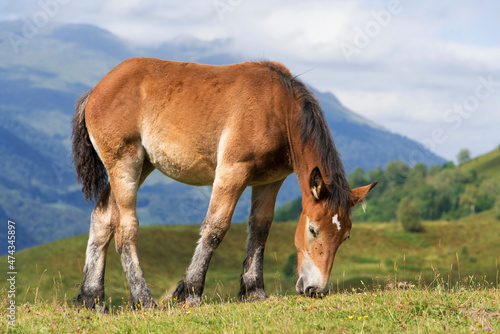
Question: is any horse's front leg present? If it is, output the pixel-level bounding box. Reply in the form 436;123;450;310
173;165;249;305
239;180;284;301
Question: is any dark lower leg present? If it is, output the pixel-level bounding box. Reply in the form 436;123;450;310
239;219;272;300
173;223;226;304
77;242;110;310
239;181;283;301
77;187;114;312
118;243;156;308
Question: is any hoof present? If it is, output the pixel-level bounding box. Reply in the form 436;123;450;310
172;279;203;305
172;279;188;302
130;291;157;309
185;295;203;306
75;294;109;313
131;298;157;309
238;289;267;302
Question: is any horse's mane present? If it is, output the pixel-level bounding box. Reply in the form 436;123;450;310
259;61;351;216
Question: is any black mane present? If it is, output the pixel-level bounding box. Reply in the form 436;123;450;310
260;61;351;215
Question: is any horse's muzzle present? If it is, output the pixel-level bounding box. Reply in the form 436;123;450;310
296;277;329;298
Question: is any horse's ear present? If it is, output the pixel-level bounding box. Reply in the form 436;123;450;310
309;167;326;200
349;181;377;207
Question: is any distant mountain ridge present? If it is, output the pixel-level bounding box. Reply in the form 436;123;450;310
0;21;445;253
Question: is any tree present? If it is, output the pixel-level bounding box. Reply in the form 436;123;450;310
476;179;500;212
397;198;424;232
495;199;500;220
385;160;410;186
348;166;369;188
406;163;427;187
274;198;302;222
459;184;479;214
457;149;471;165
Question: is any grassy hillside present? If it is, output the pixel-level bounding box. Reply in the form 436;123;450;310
461;148;500;180
2;211;498;308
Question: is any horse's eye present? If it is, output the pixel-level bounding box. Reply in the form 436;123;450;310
309;226;317;237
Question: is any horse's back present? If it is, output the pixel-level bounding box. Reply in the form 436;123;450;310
85;58;294;186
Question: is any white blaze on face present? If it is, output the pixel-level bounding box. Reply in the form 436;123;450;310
332;214;341;231
298;252;329;293
300;252;322;279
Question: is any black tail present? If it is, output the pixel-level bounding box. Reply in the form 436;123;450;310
72;89;108;203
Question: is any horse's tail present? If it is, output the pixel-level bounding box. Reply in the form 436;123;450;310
72;89;108;203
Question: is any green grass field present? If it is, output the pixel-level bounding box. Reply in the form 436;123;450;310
1;209;499;332
3;288;499;333
462;148;500;180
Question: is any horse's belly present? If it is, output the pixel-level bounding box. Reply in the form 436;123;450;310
143;139;216;186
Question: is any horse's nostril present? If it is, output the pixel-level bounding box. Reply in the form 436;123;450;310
296;277;304;294
304;286;323;298
305;286;316;297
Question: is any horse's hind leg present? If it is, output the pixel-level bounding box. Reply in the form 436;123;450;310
111;152;156;308
239;179;284;301
77;184;116;312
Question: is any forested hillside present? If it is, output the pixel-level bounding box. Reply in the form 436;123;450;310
275;148;500;223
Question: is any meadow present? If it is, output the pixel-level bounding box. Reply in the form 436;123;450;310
1;209;499;332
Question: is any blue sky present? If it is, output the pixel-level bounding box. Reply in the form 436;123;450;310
2;0;500;161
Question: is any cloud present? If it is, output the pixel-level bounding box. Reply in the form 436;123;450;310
2;0;499;160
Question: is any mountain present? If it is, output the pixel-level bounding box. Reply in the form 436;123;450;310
0;21;445;253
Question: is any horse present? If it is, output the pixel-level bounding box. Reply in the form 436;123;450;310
71;58;376;310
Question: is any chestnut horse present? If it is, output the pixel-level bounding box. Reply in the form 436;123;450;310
72;58;376;309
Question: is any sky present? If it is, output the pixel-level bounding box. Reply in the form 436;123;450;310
2;0;500;161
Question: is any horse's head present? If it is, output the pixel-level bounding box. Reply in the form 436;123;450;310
295;167;377;297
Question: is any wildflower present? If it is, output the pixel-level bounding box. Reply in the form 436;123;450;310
77;327;81;331
353;311;356;314
484;327;493;332
348;316;353;320
358;317;362;321
470;326;475;331
364;315;368;319
337;306;341;309
228;323;233;327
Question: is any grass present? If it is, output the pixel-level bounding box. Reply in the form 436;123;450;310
1;210;499;332
461;148;500;180
2;282;499;333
